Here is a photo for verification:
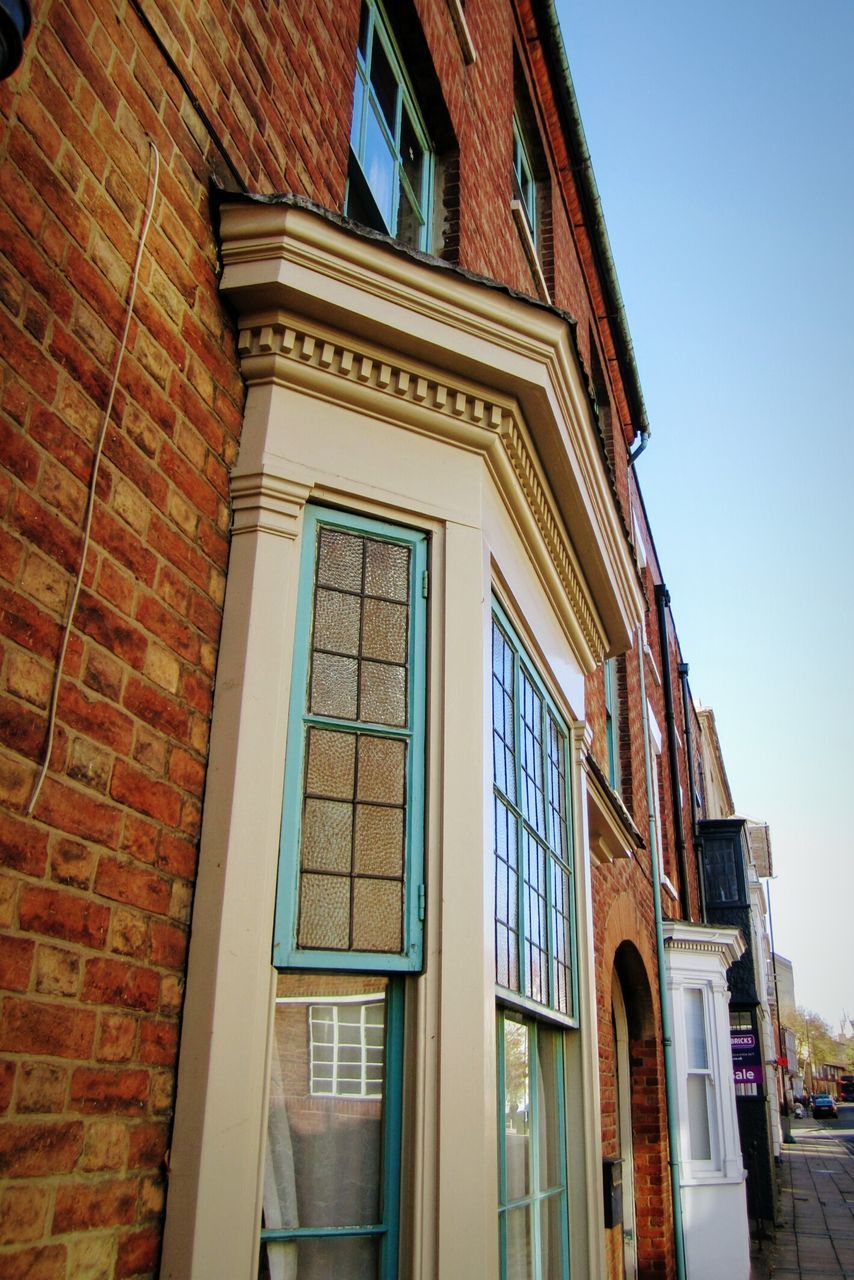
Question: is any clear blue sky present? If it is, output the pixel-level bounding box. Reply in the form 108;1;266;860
556;0;854;1035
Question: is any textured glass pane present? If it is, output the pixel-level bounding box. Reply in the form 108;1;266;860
360;660;406;726
310;653;359;719
537;1029;562;1191
502;1020;531;1202
357;736;405;805
361;598;407;664
298;874;350;949
316;528;363;592
541;1193;566;1280
364;539;409;601
504;1206;532;1280
685;989;708;1069
305;729;356;800
354;804;404;877
524;835;548;1006
313;588;362;656
296;1235;378;1279
687;1075;712;1160
301;798;353;873
352;878;402;952
264;975;386;1251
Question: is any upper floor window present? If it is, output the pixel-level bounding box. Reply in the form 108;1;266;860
492;606;576;1021
274;506;428;972
348;0;433;250
604;657;620;792
684;987;719;1168
512;114;537;246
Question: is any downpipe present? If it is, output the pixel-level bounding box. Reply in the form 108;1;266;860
638;625;687;1280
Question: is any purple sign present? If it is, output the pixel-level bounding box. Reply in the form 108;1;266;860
731;1030;763;1086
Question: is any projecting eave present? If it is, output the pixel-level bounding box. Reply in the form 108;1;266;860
217;200;645;665
662;919;746;970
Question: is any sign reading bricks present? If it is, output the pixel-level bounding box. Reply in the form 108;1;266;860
731;1029;763;1086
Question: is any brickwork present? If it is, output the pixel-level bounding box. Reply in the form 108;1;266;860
0;1;703;1274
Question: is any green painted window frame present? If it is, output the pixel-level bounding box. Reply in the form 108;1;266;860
260;977;405;1276
347;0;434;250
604;656;620;792
512;114;537;246
497;1008;570;1279
492;601;578;1024
274;505;428;973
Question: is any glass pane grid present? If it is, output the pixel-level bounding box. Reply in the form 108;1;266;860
492;614;575;1021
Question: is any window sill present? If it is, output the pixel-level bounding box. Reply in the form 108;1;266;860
510;199;551;305
445;0;476;64
661;874;679;901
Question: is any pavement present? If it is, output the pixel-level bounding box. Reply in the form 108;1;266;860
751;1116;854;1279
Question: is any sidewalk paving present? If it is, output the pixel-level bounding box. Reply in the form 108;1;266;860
751;1118;854;1278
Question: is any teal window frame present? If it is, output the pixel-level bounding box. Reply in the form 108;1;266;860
260;977;405;1275
604;657;620;792
512;114;537;245
492;601;578;1024
347;0;433;250
274;505;428;973
497;1008;570;1279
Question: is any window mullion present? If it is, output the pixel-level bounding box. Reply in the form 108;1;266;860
512;651;527;1001
528;1021;543;1278
541;708;556;1011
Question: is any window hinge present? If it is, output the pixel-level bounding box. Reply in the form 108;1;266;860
421;569;429;599
418;883;426;921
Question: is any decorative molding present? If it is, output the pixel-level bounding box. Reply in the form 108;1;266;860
234;317;606;664
236;322;509;435
230;470;311;538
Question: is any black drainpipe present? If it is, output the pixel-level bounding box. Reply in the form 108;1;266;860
677;661;706;921
654;584;691;920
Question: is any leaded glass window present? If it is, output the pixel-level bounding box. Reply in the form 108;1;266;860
275;507;427;972
492;608;575;1021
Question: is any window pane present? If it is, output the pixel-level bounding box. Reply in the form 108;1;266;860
362;598;407;664
305;728;356;801
504;1206;533;1280
317;528;364;593
357;736;406;805
310;652;359;719
264;976;387;1236
369;27;397;130
540;1194;566;1280
260;1233;379;1280
687;1074;712;1161
298;874;350;950
352;878;402;952
536;1029;562;1191
314;588;362;656
362;103;396;231
685;989;708;1069
495;797;519;991
360;659;406;726
354;804;404;877
502;1019;531;1202
301;798;353;873
364;539;410;601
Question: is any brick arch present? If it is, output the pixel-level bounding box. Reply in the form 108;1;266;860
599;894;676;1280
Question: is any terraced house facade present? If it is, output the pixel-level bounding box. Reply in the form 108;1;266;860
0;2;756;1278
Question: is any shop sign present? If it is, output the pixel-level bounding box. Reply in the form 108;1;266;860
730;1029;763;1086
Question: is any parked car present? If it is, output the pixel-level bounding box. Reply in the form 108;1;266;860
812;1094;838;1119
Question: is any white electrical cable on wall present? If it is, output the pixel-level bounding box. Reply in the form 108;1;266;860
27;140;161;815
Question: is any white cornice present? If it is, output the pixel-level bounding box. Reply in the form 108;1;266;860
662;919;746;969
218;203;645;660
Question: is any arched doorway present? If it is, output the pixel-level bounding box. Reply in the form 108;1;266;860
612;971;637;1280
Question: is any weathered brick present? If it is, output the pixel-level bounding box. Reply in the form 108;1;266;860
0;810;49;876
81;957;160;1012
0;1120;84;1177
156;832;196;880
33;777;122;848
50;838;96;890
69;1066;149;1116
0;1183;50;1245
0;935;35;992
16;1061;68;1114
94;854;170;915
110;759;182;828
19;884;110;948
0;1243;67;1279
0;997;97;1060
116;1226;161;1278
52;1178;138;1234
34;943;81;997
79;1118;127;1172
149;920;187;971
138;1018;178;1066
96;1013;137;1063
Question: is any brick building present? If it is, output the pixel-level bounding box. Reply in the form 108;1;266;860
0;2;760;1277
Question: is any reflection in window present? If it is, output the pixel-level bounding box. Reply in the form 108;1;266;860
497;1011;569;1279
685;988;717;1165
260;974;399;1279
493;610;575;1019
512;115;537;244
347;0;433;248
